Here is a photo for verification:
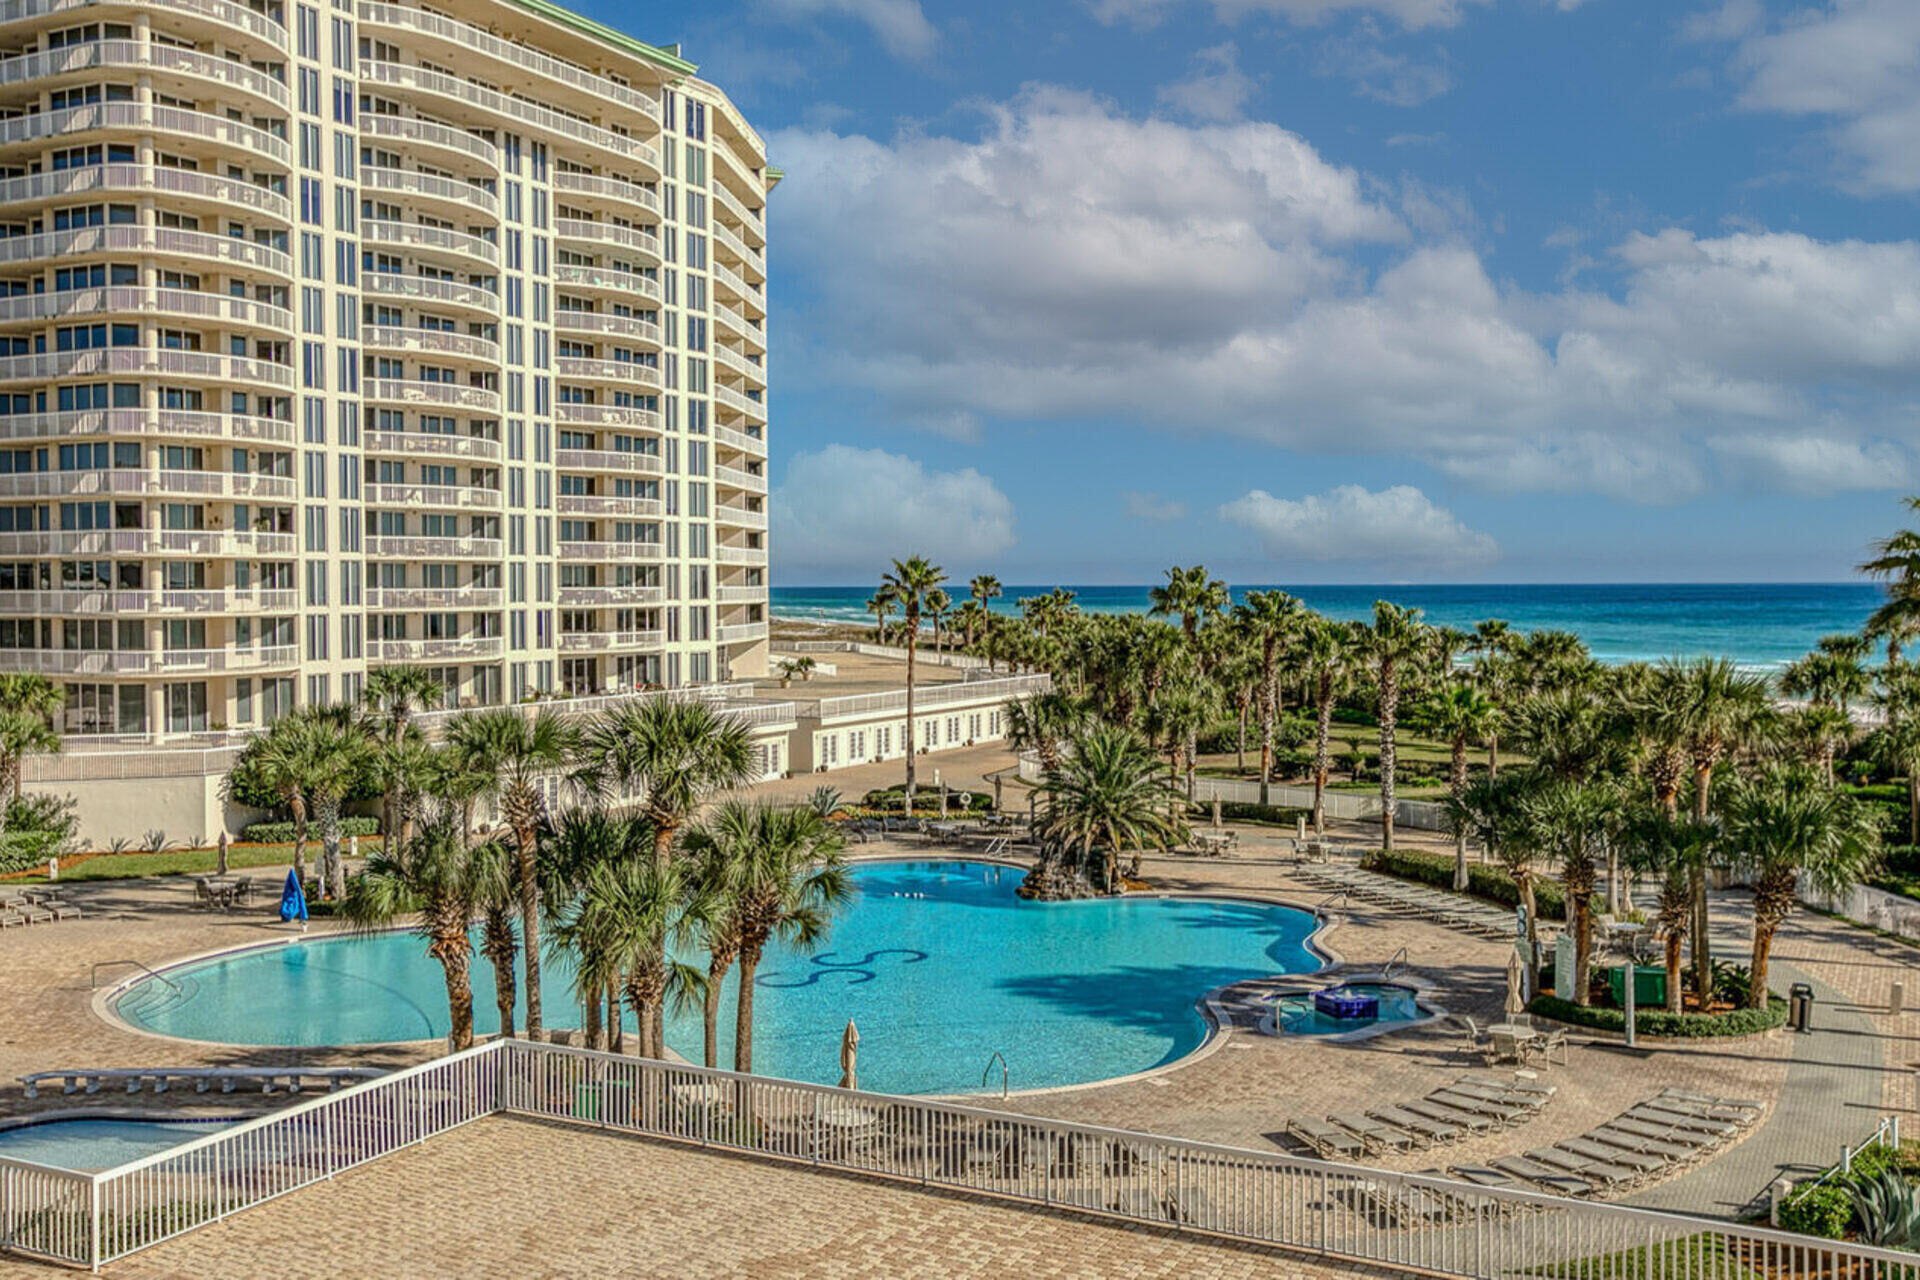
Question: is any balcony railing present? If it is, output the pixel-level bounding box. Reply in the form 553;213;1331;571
363;378;502;413
0;349;296;389
714;503;768;530
557;583;663;606
0;526;296;558
0;469;294;501
555;448;662;475
555;356;662;389
365;482;502;510
362;325;500;363
712;179;766;244
556;493;662;518
359;111;501;169
554;217;660;260
361;219;500;268
553;310;661;346
0;0;290;47
716;584;769;604
714;384;768;423
367;636;505;662
712;423;766;456
0;286;291;332
366;586;504;610
714;464;768;493
0;41;289;110
358;60;658;171
360;271;500;314
558;629;664;652
365;430;503;461
365;534;503;560
716;621;769;645
713;544;768;566
0;587;297;615
0;225;291;277
710;219;765;278
360;166;499;218
712;342;766;385
0;644;298;676
811;674;1055;721
710;259;764;313
0;102;290;167
0;164;291;220
552;170;661;217
558;540;663;561
0;410;294;445
552;264;661;301
554;403;661;432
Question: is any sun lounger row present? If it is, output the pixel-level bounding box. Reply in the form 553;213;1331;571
1451;1087;1764;1198
1287;1071;1557;1159
19;1066;388;1099
0;887;80;926
1299;865;1551;942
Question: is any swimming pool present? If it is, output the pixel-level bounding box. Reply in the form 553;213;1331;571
1275;982;1429;1038
114;859;1321;1095
0;1118;233;1171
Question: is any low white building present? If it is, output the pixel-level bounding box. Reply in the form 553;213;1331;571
788;674;1051;775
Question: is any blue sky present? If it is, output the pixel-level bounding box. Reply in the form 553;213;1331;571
579;0;1920;584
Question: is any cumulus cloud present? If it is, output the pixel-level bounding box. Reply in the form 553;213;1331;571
1706;0;1920;193
760;0;937;60
1124;491;1190;523
1315;28;1453;105
1090;0;1488;31
1219;485;1500;569
1158;43;1258;122
773;445;1015;578
1708;434;1912;494
769;89;1920;505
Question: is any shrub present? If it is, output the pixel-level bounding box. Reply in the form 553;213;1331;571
1526;993;1789;1038
1363;847;1573;920
0;793;78;872
1187;801;1310;827
1780;1184;1853;1239
857;786;990;814
241;816;381;844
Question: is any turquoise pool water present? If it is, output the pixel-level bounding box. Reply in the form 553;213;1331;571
1275;983;1427;1037
116;860;1320;1095
0;1118;233;1171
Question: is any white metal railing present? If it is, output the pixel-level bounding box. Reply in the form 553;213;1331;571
13;1039;1912;1277
364;482;501;510
554;310;662;345
0;41;288;109
0;285;292;331
359;165;499;219
716;584;768;604
367;636;505;662
0;468;294;500
556;493;662;518
361;220;500;268
554;402;661;431
0;587;295;616
358;60;658;171
555;447;662;474
362;324;500;363
359;112;501;168
557;583;664;606
714;463;767;493
360;269;500;312
0;101;290;166
715;503;767;530
557;539;663;562
0;224;290;276
0;0;287;43
710;259;764;311
1798;875;1920;944
553;263;662;301
711;174;766;242
1183;773;1448;831
363;377;502;412
713;384;767;423
553;170;661;216
364;535;502;560
556;629;663;652
713;342;765;385
716;621;768;644
554;217;660;259
0;348;293;390
712;422;766;456
555;356;662;388
810;674;1052;722
365;586;504;610
0;164;291;219
0;409;293;445
365;430;503;461
713;544;767;566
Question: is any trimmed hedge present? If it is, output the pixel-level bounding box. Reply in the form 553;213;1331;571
1189;801;1311;828
240;816;381;844
1363;847;1572;921
1779;1184;1852;1239
1527;992;1789;1039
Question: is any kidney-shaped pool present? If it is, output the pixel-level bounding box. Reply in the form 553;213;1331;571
114;859;1321;1095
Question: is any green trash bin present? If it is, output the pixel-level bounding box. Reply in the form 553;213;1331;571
1606;965;1667;1008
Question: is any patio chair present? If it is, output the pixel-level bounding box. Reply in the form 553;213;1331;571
1458;1017;1488;1060
1485;1030;1526;1067
193;878;218;910
1368;1106;1461;1145
1330;1113;1419;1153
1356;1178;1453;1226
1652;1090;1760;1123
1286;1117;1368;1160
1526;1028;1569;1066
1489;1156;1595;1198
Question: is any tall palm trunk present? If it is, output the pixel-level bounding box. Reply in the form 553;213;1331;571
481;904;518;1039
1750;867;1795;1010
1486;733;1499;779
1378;660;1400;851
318;794;346;900
1516;873;1539;973
704;950;735;1068
1258;645;1277;806
436;946;475;1051
1235;695;1248;774
734;941;765;1073
1564;852;1596;1006
289;795;309;882
584;985;603;1050
1312;675;1334;835
514;824;544;1039
1659;869;1688;1014
1449;737;1469;891
903;626;919;808
1689;761;1714;999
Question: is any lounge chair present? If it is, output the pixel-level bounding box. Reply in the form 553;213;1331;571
1607;1116;1713;1148
1399;1099;1496;1134
1462;1071;1556;1101
1589;1126;1695;1162
1658;1088;1763;1115
1429;1090;1530;1126
1444;1079;1547;1110
1356;1178;1454;1225
1628;1105;1737;1138
1652;1091;1759;1124
14;903;51;924
1556;1137;1664;1179
1369;1106;1462;1145
1330;1113;1419;1152
1447;1164;1521;1189
1286;1118;1368;1160
1490;1156;1594;1197
1525;1147;1637;1189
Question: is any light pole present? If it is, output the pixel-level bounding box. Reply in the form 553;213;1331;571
1607;921;1645;1048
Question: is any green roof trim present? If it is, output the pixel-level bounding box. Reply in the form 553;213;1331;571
503;0;697;76
765;166;785;181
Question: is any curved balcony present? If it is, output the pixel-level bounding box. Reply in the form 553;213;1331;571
358;60;658;173
0;587;297;616
0;409;294;445
360;166;498;220
359;111;500;172
0;102;290;168
365;430;503;462
555;403;661;432
712;180;766;248
0;41;289;113
714;545;769;567
713;384;768;425
0;287;292;335
552;264;661;302
0;0;290;57
0;644;298;675
0;348;294;390
558;629;663;653
362;220;500;271
555;311;661;348
557;493;662;518
366;586;503;611
687;77;769;164
713;344;766;386
554;218;660;264
361;271;500;319
366;636;504;663
0;468;294;500
0;528;296;557
555;357;661;391
558;584;663;607
0;225;291;279
717;621;769;645
0;164;291;222
358;3;662;126
553;171;660;220
714;463;767;494
558;540;662;562
713;423;766;458
710;260;765;317
714;304;766;354
555;448;661;476
362;325;499;366
715;503;767;531
711;220;765;282
365;482;502;511
365;534;502;560
364;378;500;414
712;143;769;219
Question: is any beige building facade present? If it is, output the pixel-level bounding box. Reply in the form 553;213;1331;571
0;0;772;742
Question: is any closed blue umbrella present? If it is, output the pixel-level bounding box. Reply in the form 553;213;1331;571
279;868;308;929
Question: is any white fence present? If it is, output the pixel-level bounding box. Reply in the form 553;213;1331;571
8;1038;1919;1279
1798;874;1920;943
784;638;997;672
808;674;1053;722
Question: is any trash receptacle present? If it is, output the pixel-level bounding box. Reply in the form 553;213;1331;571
1790;982;1815;1033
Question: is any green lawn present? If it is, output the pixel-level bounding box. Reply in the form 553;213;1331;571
1528;1233;1767;1280
5;838;386;885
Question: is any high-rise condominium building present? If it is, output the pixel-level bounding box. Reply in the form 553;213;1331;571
0;0;772;740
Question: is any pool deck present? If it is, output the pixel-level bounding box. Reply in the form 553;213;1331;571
2;742;1918;1272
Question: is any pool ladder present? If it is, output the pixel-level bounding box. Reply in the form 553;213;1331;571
90;959;181;994
1381;947;1410;983
982;1051;1009;1099
1312;889;1349;918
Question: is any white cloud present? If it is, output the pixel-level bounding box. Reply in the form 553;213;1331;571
769;90;1920;505
1315;27;1454;105
760;0;937;60
1090;0;1487;31
1158;42;1258;122
1708;434;1912;494
1708;0;1920;193
1124;491;1190;523
773;445;1015;577
1219;485;1500;569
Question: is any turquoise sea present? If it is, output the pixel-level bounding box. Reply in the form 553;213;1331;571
772;583;1884;671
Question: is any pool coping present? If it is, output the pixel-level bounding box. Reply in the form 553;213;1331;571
91;853;1356;1101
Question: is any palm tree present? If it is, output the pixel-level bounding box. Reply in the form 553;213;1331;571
878;555;947;807
578;696;755;867
1234;590;1303;805
1518;780;1613;1006
1413;682;1500;890
722;803;852;1073
540;807;640;1048
443;707;577;1040
1003;690;1088;775
1624;806;1714;1013
924;586;952;655
1861;497;1920;664
1720;767;1878;1008
1781;644;1869;715
954;599;988;650
226;715;318;882
561;852;706;1059
970;573;1002;612
1142;671;1218;802
1147;564;1229;643
1872;669;1920;842
1036;725;1185;893
1301;618;1355;834
342;819;506;1050
302;709;374;902
1360;601;1430;851
1445;772;1541;967
683;807;751;1069
865;592;893;645
362;666;445;844
0;708;58;806
1785;704;1854;785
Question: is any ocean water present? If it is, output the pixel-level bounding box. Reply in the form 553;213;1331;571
115;860;1320;1096
773;583;1882;670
